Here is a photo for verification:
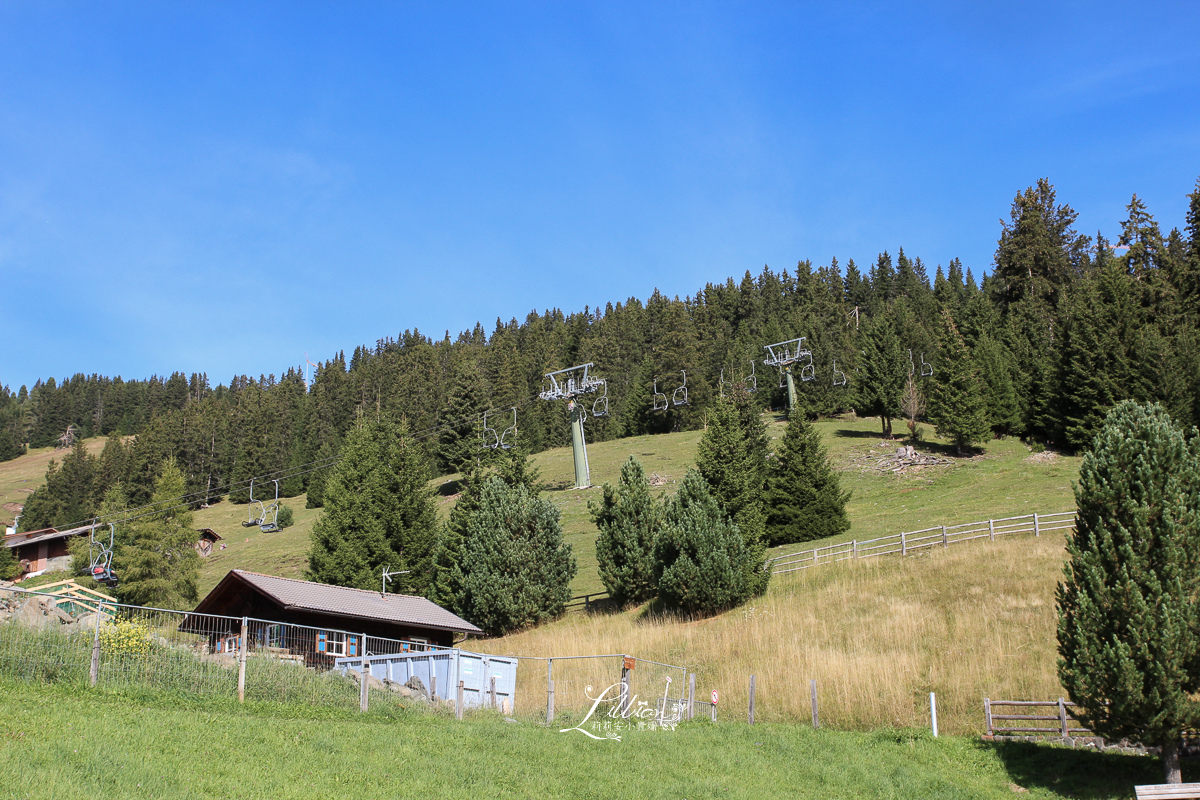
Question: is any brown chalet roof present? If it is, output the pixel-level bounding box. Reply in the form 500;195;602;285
4;525;94;550
195;570;482;635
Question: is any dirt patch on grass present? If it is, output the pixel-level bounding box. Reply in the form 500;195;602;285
1024;451;1060;465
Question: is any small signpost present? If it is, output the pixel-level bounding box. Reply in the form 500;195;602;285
711;689;719;722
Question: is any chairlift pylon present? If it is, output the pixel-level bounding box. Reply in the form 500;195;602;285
651;379;668;412
242;479;264;528
499;407;518;449
591;380;609;418
672;370;688;406
259;479;281;532
88;520;118;588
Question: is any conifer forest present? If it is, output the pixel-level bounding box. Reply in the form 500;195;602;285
7;178;1200;535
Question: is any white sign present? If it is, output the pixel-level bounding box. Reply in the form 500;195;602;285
711;690;719;705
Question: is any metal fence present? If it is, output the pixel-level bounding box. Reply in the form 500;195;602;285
771;511;1076;575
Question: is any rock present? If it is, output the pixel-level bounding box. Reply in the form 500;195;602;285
404;675;428;699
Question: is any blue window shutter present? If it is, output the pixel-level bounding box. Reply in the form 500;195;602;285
349;636;358;657
317;632;326;653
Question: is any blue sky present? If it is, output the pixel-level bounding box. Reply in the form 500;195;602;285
2;2;1198;390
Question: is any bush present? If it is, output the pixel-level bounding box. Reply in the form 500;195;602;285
277;505;295;530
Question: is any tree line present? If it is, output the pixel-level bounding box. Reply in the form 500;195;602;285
12;177;1200;535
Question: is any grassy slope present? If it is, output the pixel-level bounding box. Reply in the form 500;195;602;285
0;678;1179;799
0;437;108;527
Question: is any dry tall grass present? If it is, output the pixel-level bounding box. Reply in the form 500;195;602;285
476;529;1069;734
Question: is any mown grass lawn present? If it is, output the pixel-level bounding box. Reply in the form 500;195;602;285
0;678;1181;799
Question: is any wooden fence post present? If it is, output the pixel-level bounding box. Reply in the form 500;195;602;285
1058;697;1069;738
688;673;695;721
1034;512;1040;537
989;518;995;542
810;679;819;728
749;675;756;725
237;616;248;703
430;673;436;700
456;680;464;720
89;608;101;687
942;526;948;548
901;532;907;557
359;633;369;712
490;676;497;710
852;540;858;559
984;697;993;736
546;659;555;724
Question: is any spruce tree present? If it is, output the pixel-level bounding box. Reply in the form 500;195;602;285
1057;401;1200;784
654;469;751;615
114;458;200;609
695;394;769;596
855;307;908;437
451;476;575;635
763;413;850;546
928;310;990;455
0;529;18;579
307;414;438;594
590;456;660;607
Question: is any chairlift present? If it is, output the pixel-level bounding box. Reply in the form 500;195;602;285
744;361;757;393
591;381;609;418
499;407;518;449
242;479;265;528
259;479;281;533
481;409;501;450
919;352;933;377
651;379;668;412
832;361;847;387
798;352;815;382
88;521;118;589
719;368;730;399
672;370;688;406
907;349;916;378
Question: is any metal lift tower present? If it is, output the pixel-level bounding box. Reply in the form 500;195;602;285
762;337;815;414
539;363;606;489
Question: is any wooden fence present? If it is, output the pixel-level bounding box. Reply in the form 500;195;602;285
771;511;1075;575
984;698;1092;737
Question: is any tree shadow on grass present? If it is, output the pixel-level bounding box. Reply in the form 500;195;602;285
983;739;1193;798
833;428;889;439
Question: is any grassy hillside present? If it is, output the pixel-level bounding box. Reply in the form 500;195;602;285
0;437;107;528
0;678;1179;799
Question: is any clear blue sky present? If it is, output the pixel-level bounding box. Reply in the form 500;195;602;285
3;2;1198;390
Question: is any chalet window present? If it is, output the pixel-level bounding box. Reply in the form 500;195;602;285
316;631;359;657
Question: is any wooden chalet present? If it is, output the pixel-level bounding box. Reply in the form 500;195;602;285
181;570;482;668
194;529;222;557
3;525;93;577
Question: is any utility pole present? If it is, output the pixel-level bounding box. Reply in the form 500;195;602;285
539;363;606;489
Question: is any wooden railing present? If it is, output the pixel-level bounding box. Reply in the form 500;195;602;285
563;592;608;611
771;511;1075;575
984;697;1092;737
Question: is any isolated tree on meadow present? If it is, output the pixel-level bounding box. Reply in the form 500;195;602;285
763;413;850;546
1057;401;1200;784
653;469;754;615
591;456;660;607
114;458;200;610
451;476;575;636
855;308;908;438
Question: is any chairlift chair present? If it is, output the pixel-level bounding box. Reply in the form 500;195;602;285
242;479;264;527
651;379;668;412
745;361;757;393
88;522;118;589
919;352;933;377
260;479;281;533
499;407;518;449
672;370;688;406
481;409;501;450
591;381;609;417
798;351;815;382
832;361;847;387
907;349;916;378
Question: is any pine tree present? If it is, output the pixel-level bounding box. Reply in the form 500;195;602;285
591;456;660;606
928;310;990;455
1057;401;1200;784
114;458;200;609
763;414;850;546
451;476;575;635
653;469;751;615
307;414;438;594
